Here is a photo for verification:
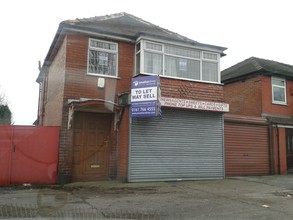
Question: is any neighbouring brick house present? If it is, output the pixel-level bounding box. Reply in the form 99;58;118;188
36;12;228;183
222;57;293;176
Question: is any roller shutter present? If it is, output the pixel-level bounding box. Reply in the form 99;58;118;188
225;119;270;176
129;108;224;182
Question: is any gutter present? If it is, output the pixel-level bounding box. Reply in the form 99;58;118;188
62;25;136;43
36;24;65;83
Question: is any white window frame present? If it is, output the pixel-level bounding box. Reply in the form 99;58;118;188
87;38;118;78
201;51;220;83
272;77;287;105
142;41;164;75
135;39;221;84
144;41;163;52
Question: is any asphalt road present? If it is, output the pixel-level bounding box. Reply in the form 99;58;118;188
1;175;293;219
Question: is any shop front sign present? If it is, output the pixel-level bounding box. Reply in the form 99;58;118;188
161;97;229;112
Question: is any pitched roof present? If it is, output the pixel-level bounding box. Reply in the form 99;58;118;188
60;12;226;52
63;13;191;44
37;12;227;82
221;57;293;83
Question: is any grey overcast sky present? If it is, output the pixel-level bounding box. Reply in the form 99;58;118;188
0;0;292;125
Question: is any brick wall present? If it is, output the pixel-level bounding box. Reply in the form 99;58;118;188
47;32;227;182
161;78;224;102
117;108;130;181
223;76;263;116
43;38;66;126
57;105;73;183
57;33;133;182
224;75;293;117
272;127;287;174
262;75;293;117
63;33;133;102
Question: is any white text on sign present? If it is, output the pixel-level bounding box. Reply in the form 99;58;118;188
131;87;157;102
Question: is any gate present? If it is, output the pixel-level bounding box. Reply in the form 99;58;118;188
0;126;59;185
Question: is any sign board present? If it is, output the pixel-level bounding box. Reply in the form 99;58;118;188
131;75;161;117
161;97;229;113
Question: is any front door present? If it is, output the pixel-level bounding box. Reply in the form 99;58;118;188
72;112;112;181
286;129;293;173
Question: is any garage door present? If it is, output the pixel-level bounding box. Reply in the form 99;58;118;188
129;108;224;182
225;120;270;176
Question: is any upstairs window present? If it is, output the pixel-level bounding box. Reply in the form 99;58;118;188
272;77;286;104
88;39;118;77
135;40;220;83
144;42;163;75
165;44;200;80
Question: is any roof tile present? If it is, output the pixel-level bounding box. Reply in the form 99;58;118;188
221;57;293;82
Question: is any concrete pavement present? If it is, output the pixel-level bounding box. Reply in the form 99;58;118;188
1;175;293;219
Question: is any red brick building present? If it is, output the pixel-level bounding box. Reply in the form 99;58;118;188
36;13;228;183
222;57;293;175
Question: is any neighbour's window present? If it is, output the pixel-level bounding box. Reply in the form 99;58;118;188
88;39;118;77
272;77;286;104
135;40;220;83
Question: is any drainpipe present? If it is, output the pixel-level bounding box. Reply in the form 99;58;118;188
276;124;281;175
269;123;274;174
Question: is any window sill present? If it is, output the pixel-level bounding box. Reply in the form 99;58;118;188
87;73;120;79
136;73;222;85
272;101;287;106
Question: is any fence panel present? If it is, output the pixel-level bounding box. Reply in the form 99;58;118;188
0;126;13;185
0;126;59;185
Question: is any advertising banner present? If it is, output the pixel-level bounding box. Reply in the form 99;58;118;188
131;75;161;117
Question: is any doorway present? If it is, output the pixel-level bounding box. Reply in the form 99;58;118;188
72;112;112;181
286;129;293;173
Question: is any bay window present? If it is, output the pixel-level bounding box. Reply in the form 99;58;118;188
143;42;163;75
144;52;162;74
136;40;220;83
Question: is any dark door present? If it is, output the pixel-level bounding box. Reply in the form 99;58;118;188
286;129;293;173
72;112;112;181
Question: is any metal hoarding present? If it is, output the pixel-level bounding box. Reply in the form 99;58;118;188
129;108;224;182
